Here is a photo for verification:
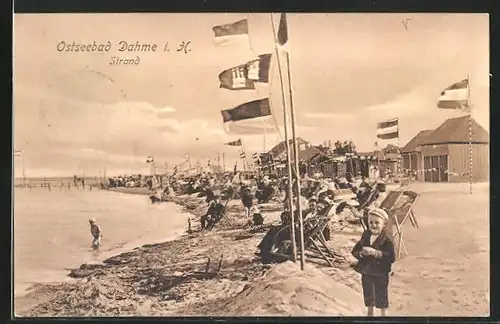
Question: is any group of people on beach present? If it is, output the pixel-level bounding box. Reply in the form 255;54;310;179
94;168;396;316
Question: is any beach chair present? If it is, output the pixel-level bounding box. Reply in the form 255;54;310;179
379;190;420;260
303;202;350;267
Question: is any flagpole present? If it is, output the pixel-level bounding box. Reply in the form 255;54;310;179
271;12;297;262
285;46;306;270
396;118;401;183
241;139;247;173
21;149;26;187
467;74;473;195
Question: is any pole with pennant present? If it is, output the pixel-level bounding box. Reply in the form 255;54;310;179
467;75;473;195
283;31;306;270
270;13;297;260
271;12;298;264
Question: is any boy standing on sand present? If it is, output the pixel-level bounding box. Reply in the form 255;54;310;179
351;208;395;317
241;188;253;218
89;218;102;249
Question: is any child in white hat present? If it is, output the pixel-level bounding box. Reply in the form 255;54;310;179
351;208;396;317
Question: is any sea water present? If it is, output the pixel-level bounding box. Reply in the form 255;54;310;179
13;188;191;297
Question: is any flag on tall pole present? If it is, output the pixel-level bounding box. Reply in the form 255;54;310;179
437;77;473;194
376;118;399;140
270;12;299;265
277;12;306;270
437;79;469;110
212;19;249;46
218;54;272;90
220;98;276;134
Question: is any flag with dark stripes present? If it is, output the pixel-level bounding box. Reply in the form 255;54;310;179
437;79;469;109
218;54;272;90
225;139;242;146
376;118;399;140
221;98;271;123
213;19;249;45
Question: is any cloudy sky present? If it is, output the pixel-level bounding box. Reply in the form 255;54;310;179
13;13;489;177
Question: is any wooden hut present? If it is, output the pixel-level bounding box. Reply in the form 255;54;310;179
401;116;489;182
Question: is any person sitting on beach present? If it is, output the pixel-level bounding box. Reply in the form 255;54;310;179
241;188;254;218
252;206;264;226
89;218;102;249
303;196;318;220
203;186;216;205
201;195;225;230
351;208;395;317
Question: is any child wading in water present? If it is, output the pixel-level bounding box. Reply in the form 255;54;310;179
351;208;395;317
89;218;102;249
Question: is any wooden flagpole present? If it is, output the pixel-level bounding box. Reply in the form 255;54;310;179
271;12;297;262
285;42;306;269
241;139;248;173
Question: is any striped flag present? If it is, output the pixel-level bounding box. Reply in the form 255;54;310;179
212;19;249;45
377;118;399;140
221;98;276;135
14;150;21;157
218;54;272;90
437;79;469;109
225;139;242;146
239;152;246;159
252;152;261;164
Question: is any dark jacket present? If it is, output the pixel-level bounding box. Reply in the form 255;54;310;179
241;193;253;207
351;229;395;276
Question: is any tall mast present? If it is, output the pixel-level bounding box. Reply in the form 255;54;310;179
271;13;297;262
283;19;306;270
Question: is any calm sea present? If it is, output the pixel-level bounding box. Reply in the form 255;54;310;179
13;188;191;297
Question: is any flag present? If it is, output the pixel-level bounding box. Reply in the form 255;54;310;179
437;79;469;109
377;118;399;140
221;98;276;134
277;13;288;46
223;119;278;135
218;54;272;90
252;152;261;165
246;54;272;82
212;19;249;45
146;156;154;163
219;66;255;90
225;139;242;146
239;152;246;159
14;150;21;157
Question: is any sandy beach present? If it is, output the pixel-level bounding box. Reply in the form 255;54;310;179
14;182;489;317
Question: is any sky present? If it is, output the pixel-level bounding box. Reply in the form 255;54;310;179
13;13;489;177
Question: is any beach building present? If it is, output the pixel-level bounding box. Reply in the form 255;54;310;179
265;138;323;177
401;116;489;182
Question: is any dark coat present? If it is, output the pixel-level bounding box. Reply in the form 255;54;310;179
351;229;395;276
